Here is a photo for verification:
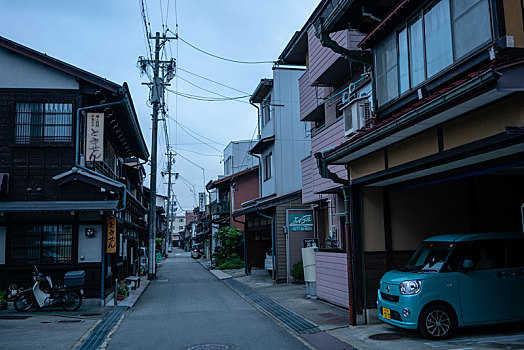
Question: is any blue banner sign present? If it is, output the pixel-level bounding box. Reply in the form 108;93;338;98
288;213;313;231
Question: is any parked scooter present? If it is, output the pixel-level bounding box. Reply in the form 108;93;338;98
14;266;85;312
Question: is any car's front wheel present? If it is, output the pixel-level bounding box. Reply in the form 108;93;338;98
418;303;456;340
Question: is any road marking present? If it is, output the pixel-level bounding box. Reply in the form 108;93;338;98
176;254;181;256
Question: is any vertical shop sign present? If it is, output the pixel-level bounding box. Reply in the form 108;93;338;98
106;217;116;253
86;113;104;162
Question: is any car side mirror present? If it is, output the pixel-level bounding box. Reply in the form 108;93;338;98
459;259;474;272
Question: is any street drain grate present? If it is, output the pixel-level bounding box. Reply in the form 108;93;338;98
0;315;31;320
80;313;103;317
224;279;322;334
41;321;52;324
57;319;83;323
78;306;128;350
187;345;231;350
369;333;404;341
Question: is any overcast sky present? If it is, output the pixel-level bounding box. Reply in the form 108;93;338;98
0;0;319;214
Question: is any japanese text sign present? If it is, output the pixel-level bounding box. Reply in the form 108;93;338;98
288;213;313;232
106;217;116;253
86;113;104;162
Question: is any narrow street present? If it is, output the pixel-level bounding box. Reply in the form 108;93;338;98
105;249;309;350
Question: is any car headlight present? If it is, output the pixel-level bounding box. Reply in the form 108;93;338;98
399;280;421;295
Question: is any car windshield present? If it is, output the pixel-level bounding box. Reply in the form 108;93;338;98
402;242;454;273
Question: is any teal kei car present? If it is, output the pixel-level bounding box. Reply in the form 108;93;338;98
377;232;524;339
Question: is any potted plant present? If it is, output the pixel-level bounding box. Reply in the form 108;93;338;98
0;290;7;310
291;261;305;284
117;283;129;301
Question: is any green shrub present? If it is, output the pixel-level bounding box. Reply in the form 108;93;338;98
291;260;304;281
0;290;6;304
217;256;244;270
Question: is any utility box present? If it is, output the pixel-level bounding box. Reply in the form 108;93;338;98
64;270;86;287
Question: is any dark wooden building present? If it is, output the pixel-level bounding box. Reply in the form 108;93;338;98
0;36;149;304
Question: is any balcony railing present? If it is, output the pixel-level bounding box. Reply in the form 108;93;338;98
210;200;230;215
86;161;119;180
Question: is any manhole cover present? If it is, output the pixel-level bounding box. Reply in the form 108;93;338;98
187;345;231;350
0;315;31;320
57;319;83;323
80;313;103;317
369;333;404;341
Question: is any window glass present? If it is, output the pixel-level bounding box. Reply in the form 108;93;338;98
403;242;453;272
398;28;409;94
452;0;491;59
507;238;524;268
15;103;72;144
424;0;453;78
9;224;73;264
409;17;425;87
461;240;506;270
375;33;398;106
263;152;272;181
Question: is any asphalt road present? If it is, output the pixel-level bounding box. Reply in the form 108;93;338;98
106;249;308;350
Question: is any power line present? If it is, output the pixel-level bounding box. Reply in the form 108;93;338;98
166;88;250;102
175;147;222;157
170;31;275;65
166;115;226;149
177;67;251;95
176;75;251;105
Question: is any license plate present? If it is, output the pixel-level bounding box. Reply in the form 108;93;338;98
383;307;391;320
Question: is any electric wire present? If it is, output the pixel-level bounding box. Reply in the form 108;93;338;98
176;67;251;95
176;75;251;105
172;31;275;65
166;88;250;102
167;115;226;147
175;147;222;157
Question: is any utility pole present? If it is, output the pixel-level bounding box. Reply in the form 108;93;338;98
166;151;173;253
147;32;161;280
138;31;176;280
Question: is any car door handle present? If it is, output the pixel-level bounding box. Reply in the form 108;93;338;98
495;271;508;278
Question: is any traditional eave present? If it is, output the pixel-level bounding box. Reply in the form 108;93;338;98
0;36;149;161
0;36;121;93
206;166;259;190
250;79;273;104
249;136;275;155
0;200;119;213
320;66;508;165
53;167;124;191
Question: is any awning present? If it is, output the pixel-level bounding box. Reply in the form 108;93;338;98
249;136;275;155
53;167;124;191
0;201;119;213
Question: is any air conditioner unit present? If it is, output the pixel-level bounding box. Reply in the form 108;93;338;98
343;96;372;137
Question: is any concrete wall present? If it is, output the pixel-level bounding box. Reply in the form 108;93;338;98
0;47;79;90
78;224;102;263
0;226;5;264
223;141;258;176
261;146;276;197
316;251;349;308
273;67;310;196
443;93;524;150
390;180;470;251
